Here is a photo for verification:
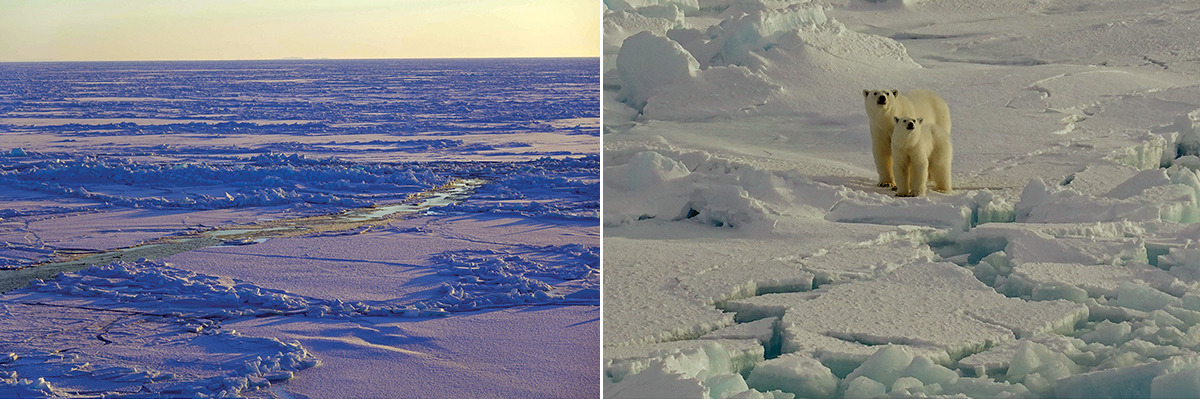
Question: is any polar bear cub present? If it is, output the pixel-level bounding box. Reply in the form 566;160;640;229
863;89;952;188
891;116;952;196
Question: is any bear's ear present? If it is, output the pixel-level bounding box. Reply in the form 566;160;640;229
894;117;899;122
891;90;898;96
863;90;869;97
917;117;923;123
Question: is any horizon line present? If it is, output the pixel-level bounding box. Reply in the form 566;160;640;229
0;55;601;64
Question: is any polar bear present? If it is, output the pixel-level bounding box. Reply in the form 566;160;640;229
863;89;952;188
891;116;952;197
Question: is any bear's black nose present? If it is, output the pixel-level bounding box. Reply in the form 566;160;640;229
907;122;914;130
877;96;887;105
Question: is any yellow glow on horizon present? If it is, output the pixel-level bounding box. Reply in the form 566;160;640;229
0;0;600;62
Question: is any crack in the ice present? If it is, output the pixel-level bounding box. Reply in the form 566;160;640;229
961;310;1021;342
18;301;207;321
1143;56;1168;69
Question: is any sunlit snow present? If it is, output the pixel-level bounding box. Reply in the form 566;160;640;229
604;0;1200;398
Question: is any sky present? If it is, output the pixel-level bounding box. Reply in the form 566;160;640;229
0;0;600;62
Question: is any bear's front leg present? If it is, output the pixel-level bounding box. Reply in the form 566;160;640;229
873;127;894;188
892;152;910;196
907;158;929;197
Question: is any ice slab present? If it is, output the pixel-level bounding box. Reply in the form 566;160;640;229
744;353;839;399
1009;262;1178;299
779;325;950;378
729;262;1087;365
952;223;1150;267
790;226;941;284
1055;356;1200;399
606;339;765;382
700;316;778;347
826;195;973;231
603;220;885;347
958;333;1085;377
1152;364;1200;398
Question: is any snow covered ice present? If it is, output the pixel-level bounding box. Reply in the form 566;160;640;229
1;58;599;397
604;0;1200;398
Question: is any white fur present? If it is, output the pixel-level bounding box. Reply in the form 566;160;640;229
863;89;951;188
891;116;953;196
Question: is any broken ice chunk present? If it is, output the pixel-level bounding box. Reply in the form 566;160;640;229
744;353;838;399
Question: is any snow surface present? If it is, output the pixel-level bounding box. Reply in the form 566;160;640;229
605;0;1200;398
1;59;599;397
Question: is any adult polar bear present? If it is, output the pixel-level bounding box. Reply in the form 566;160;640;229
862;89;952;189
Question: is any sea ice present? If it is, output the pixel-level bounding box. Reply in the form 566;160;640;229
607;339;765;382
603;0;1200;397
617;32;701;112
773;262;1086;360
744;353;839;399
844;345;914;388
1151;364;1200;398
701;4;828;66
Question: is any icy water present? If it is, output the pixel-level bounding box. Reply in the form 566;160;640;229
0;178;485;292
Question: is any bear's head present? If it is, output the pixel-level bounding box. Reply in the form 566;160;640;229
892;116;924;132
863;89;899;109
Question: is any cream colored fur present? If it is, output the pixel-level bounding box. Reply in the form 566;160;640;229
891;116;953;196
863;89;951;188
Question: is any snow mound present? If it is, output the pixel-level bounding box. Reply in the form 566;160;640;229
606;0;920;121
616;31;701;113
612;31;781;120
604;9;681;57
23;260;452;319
604;147;852;229
0;376;57;398
1016;164;1200;224
27;260;315;319
423;245;600;311
606;151;692;191
700;4;829;67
